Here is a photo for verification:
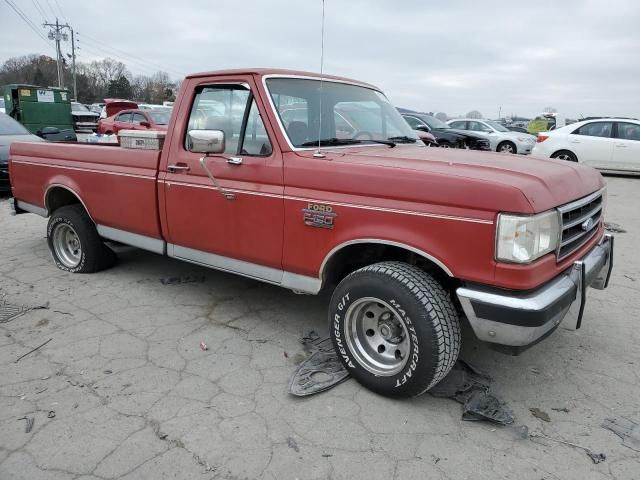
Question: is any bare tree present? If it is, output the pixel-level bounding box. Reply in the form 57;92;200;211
466;110;483;119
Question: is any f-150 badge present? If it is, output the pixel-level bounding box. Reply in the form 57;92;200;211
303;203;336;229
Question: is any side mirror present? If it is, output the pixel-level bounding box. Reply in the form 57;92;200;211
37;126;61;138
415;125;430;133
187;129;225;154
140;121;151;128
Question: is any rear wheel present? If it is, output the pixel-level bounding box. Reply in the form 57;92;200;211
329;261;461;397
551;150;578;162
47;205;115;273
497;141;517;154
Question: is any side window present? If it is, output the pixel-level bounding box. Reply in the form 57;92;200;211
131;113;147;124
449;121;466;129
616;122;640;141
187;86;251;154
240;100;272;156
116;113;132;123
572;122;613;138
403;116;423;129
468;121;491;132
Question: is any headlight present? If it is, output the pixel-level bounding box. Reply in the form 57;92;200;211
496;210;560;263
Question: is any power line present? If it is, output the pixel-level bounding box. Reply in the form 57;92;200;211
44;0;56;18
31;0;47;20
78;43;161;77
53;0;68;24
78;32;184;77
4;0;54;50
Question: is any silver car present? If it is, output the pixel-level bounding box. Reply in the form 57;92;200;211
447;118;536;154
0;113;43;192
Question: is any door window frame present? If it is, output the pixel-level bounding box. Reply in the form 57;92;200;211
183;82;273;157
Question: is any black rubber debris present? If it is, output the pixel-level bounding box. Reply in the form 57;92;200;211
288;332;349;397
429;360;515;425
603;416;640;452
289;333;514;425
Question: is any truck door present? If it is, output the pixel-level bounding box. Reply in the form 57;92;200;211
161;80;284;278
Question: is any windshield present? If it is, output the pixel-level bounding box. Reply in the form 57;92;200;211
0;113;30;135
421;114;450;129
484;120;509;132
266;78;418;148
72;102;91;112
148;110;170;125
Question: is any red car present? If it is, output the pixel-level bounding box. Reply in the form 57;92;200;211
9;68;613;398
97;109;170;135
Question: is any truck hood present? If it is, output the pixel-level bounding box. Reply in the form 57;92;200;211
311;145;604;213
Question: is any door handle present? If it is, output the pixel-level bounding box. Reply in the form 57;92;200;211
167;164;190;173
615;144;627;148
226;156;243;165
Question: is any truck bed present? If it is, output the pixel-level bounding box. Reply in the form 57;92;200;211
10;142;163;241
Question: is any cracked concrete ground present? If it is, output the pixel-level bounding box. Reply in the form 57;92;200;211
1;175;639;480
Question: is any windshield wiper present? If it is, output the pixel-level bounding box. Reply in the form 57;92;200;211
387;136;418;144
299;138;396;148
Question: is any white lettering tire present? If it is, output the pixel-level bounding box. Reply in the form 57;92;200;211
329;261;461;397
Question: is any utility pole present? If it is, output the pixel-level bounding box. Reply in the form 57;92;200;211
43;19;76;98
70;27;77;100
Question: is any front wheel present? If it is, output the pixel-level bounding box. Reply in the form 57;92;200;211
329;262;461;397
497;141;517;154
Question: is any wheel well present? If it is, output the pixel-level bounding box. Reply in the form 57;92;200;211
497;140;516;148
45;186;83;215
322;243;456;291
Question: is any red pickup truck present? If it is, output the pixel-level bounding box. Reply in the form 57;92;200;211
9;68;613;397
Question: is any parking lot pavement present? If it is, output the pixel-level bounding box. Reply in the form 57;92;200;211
0;176;639;480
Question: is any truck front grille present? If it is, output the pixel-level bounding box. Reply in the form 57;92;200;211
557;190;603;260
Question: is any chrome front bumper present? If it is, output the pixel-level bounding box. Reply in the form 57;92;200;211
456;234;614;351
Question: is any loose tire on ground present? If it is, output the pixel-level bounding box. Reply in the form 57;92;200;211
329;261;461;397
47;204;115;273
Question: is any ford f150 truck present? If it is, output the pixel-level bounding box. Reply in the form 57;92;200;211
8;69;613;398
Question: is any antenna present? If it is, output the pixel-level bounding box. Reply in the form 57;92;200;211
313;0;326;158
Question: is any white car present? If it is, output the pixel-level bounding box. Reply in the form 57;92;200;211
447;118;536;154
531;118;640;173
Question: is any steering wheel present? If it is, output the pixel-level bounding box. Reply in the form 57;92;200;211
352;131;374;141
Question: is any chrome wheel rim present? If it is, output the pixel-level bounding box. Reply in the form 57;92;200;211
556;154;572;161
344;297;410;376
440;144;451;148
52;223;82;268
500;144;514;153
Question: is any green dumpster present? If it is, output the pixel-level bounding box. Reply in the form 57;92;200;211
2;84;76;141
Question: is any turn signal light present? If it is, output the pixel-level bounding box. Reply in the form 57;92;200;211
536;134;549;143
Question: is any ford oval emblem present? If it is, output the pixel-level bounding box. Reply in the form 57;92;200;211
581;218;594;231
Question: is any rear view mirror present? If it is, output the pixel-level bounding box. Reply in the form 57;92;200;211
140;121;151;128
187;130;225;154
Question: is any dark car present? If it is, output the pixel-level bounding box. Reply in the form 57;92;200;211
401;112;491;150
0;113;43;192
507;125;530;134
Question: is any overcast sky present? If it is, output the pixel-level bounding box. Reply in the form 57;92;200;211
2;0;639;119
